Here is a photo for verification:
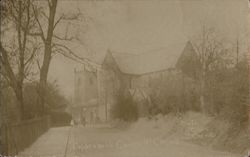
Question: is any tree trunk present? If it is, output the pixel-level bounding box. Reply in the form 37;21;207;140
38;44;52;115
200;70;206;114
200;93;205;113
14;85;25;121
38;0;57;115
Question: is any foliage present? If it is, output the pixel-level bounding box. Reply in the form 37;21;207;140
24;81;68;114
0;0;42;120
2;81;69;121
190;25;230;113
206;58;249;125
148;71;200;115
48;111;72;127
1;88;20;123
147;31;248;129
111;92;139;122
0;0;86;120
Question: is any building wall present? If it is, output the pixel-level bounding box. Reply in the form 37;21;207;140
73;64;195;122
99;52;132;120
99;67;122;121
100;52;185;118
74;42;198;121
74;69;98;106
73;68;99;123
96;69;106;121
131;69;179;92
97;68;116;121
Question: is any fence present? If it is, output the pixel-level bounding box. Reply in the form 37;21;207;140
2;116;50;156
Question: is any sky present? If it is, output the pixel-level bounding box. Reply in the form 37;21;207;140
48;0;249;99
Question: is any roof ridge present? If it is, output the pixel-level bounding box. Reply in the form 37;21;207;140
109;50;137;56
109;40;188;57
104;40;190;75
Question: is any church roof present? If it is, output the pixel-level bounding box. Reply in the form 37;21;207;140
106;41;191;75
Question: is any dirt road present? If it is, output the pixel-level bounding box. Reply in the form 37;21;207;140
19;125;243;157
66;126;241;157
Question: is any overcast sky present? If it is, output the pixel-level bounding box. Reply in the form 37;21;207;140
48;0;248;99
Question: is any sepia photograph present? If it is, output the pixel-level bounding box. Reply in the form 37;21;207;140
0;0;250;156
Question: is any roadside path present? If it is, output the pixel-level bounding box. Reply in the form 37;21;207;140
19;126;242;157
19;127;71;157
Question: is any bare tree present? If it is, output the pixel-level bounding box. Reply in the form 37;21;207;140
1;0;94;118
0;0;40;120
192;25;227;113
29;0;92;114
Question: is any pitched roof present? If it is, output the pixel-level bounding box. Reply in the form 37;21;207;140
107;41;190;75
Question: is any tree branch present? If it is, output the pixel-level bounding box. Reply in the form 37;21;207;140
54;48;83;64
22;0;31;51
41;10;49;20
53;11;81;30
31;3;46;42
47;0;52;9
24;46;38;66
0;43;17;87
53;43;91;64
53;34;77;41
36;59;41;72
53;15;63;30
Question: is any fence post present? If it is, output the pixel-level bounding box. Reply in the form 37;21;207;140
2;123;10;155
1;116;51;156
47;116;51;130
1;123;8;155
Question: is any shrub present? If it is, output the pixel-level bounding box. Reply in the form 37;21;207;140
23;81;69;118
148;72;200;115
111;92;138;122
48;111;72;127
206;59;249;126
